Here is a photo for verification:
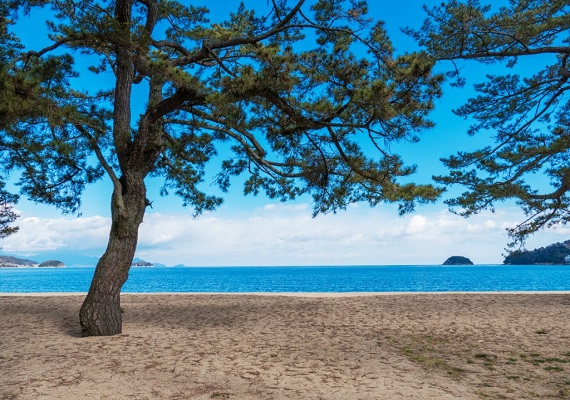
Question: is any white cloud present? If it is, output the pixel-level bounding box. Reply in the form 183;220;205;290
405;215;428;234
2;215;110;255
2;203;567;266
132;204;569;265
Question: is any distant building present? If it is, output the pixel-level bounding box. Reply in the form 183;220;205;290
564;255;570;264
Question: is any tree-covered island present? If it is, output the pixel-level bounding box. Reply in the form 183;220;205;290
503;240;570;265
443;256;473;265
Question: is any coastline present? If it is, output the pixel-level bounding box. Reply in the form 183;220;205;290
2;290;570;296
2;292;569;399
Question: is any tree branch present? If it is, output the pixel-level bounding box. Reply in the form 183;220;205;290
73;123;120;187
437;45;570;61
8;38;74;69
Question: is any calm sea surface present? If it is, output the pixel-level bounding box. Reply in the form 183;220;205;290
1;265;569;293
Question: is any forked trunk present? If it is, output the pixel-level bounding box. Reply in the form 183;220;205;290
79;177;146;336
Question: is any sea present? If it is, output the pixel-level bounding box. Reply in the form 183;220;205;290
1;265;570;293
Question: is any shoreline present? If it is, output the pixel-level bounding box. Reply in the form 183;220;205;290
1;290;570;297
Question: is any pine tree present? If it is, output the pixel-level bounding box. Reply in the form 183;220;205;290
407;0;570;246
2;0;443;335
0;183;18;239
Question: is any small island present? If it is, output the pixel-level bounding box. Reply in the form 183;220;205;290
38;260;66;268
131;259;154;267
443;256;474;265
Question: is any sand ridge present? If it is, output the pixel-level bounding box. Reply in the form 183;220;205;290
1;293;569;399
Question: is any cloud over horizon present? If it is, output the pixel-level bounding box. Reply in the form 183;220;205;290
3;203;568;266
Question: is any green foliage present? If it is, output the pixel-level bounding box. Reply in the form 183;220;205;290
0;181;18;239
2;0;444;219
409;0;570;246
442;256;473;265
0;53;105;213
503;240;570;265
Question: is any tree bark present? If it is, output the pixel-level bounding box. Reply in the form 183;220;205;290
79;175;146;336
78;0;143;337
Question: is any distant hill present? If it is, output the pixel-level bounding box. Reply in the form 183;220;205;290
443;256;473;265
0;254;177;268
131;258;154;267
38;260;66;268
39;252;100;267
0;255;39;268
503;240;570;265
153;263;168;268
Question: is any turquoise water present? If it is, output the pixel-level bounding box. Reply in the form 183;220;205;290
1;265;569;293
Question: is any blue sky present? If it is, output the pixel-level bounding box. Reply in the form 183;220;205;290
2;1;567;266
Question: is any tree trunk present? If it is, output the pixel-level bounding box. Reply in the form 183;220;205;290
79;175;146;336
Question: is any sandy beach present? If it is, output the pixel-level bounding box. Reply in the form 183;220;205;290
1;293;570;399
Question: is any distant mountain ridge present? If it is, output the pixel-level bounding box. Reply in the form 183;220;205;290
0;255;39;268
504;240;570;265
0;255;66;268
0;253;178;268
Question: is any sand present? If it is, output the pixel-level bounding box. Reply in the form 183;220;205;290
1;293;570;399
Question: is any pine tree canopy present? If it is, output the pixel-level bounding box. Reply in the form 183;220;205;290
0;181;18;239
0;0;444;219
407;0;570;245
